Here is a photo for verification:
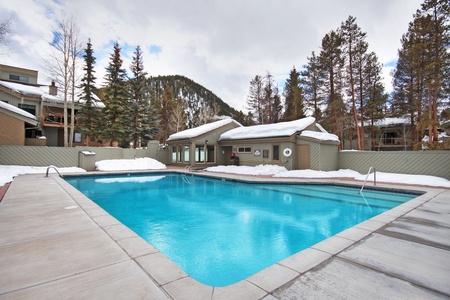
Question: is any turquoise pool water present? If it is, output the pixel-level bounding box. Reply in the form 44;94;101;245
65;173;416;287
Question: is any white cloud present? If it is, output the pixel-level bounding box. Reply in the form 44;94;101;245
0;0;423;110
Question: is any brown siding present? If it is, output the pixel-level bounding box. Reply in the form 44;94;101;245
0;112;25;146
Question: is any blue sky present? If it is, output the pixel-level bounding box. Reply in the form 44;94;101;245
0;0;423;110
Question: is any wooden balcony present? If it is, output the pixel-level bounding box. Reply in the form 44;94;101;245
42;113;77;127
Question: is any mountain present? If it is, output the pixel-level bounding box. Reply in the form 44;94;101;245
146;75;238;127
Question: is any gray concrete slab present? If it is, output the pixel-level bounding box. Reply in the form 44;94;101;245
0;228;130;294
338;233;450;295
1;172;449;300
1;260;170;300
273;258;446;300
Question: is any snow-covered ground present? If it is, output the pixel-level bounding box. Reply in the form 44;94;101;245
1;160;449;188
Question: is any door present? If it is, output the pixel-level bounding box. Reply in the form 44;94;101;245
297;144;310;169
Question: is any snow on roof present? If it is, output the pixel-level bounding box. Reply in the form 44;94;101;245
300;130;340;142
0;80;105;107
219;117;315;140
0;100;36;120
167;118;242;141
375;117;410;127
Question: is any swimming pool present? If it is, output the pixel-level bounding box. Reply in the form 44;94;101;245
65;173;417;287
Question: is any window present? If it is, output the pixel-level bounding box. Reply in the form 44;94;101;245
237;147;251;153
171;145;177;163
177;145;183;162
206;145;215;163
184;145;190;162
263;150;269;158
9;74;29;83
195;145;205;163
18;104;36;116
273;145;280;160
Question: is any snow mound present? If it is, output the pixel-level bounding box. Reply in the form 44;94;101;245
205;164;288;176
0;165;85;187
95;157;166;171
274;169;361;178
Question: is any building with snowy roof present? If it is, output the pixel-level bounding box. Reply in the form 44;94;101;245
0;101;39;146
167;116;340;171
0;64;104;147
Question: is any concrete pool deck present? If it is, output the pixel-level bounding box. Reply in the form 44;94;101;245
0;172;449;299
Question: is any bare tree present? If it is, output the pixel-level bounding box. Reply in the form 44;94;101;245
43;17;82;147
0;14;13;56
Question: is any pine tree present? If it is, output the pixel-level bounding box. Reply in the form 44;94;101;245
364;52;387;150
392;0;450;148
262;72;282;124
283;67;305;121
418;0;450;146
247;75;265;124
301;51;324;121
128;46;159;148
102;42;130;147
77;39;101;146
339;15;368;150
319;30;345;139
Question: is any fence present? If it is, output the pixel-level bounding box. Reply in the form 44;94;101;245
338;151;450;180
0;145;448;180
0;141;169;168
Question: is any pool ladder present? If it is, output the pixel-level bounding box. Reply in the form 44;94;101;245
182;165;192;184
359;166;376;194
45;165;62;177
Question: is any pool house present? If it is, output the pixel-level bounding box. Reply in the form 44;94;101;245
167;116;340;171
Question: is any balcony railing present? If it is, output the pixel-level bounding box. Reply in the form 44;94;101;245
42;113;77;127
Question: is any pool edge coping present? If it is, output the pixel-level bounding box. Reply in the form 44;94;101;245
49;170;449;299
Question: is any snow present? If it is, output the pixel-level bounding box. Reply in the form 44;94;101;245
300;130;340;142
95;157;166;171
207;165;450;188
0;80;60;103
1;161;449;188
167;118;242;141
374;117;410;127
0;100;36;120
206;164;288;176
219;117;316;140
0;165;86;187
0;80;105;107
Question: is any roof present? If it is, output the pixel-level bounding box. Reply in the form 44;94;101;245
300;130;340;142
374;117;410;127
219;117;316;140
167;118;242;141
0;80;61;103
0;100;38;126
0;80;105;107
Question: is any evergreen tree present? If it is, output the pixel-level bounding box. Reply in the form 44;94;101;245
364;52;387;150
246;75;265;124
283;66;305;121
339;15;368;150
301;51;324;121
128;46;159;148
392;0;449;147
77;39;101;146
319;30;345;139
102;42;130;147
262;72;282;124
418;0;450;145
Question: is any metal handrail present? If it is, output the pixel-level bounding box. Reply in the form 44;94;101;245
359;166;376;194
45;165;62;177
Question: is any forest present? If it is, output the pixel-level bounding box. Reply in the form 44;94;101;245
35;0;449;149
